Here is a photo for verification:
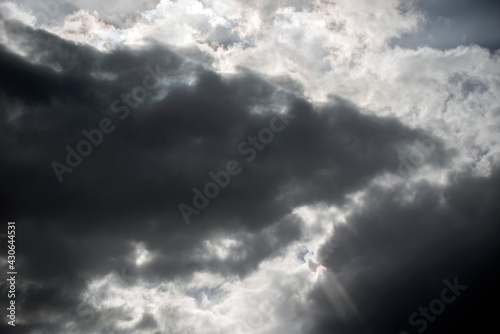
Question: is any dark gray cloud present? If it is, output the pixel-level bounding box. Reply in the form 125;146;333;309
309;167;500;334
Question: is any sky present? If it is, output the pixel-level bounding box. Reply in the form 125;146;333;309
0;0;499;333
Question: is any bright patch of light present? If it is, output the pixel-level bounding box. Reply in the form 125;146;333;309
134;242;152;266
203;237;241;260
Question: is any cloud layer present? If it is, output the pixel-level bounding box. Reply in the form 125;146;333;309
1;1;500;333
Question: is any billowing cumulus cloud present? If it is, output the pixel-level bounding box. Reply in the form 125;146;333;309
0;0;499;333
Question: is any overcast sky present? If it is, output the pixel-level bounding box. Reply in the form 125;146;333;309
0;1;499;333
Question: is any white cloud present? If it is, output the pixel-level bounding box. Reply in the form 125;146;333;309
69;206;347;334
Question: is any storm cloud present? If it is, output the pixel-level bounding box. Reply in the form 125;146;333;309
0;1;499;333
